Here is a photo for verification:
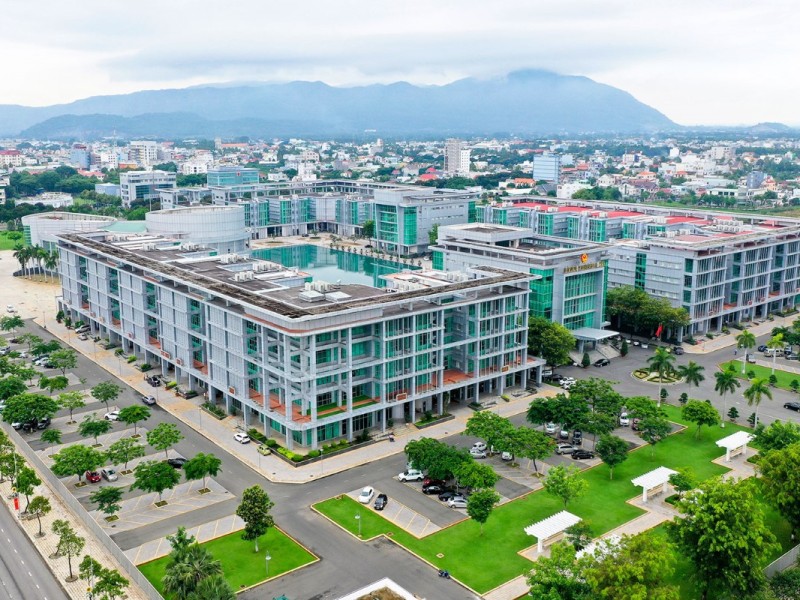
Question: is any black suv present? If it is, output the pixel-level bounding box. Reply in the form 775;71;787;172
572;430;583;445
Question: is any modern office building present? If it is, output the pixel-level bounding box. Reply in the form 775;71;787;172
21;212;117;250
444;139;471;176
144;206;249;254
206;167;260;187
120;170;177;207
532;153;562;183
432;223;609;332
57;232;538;450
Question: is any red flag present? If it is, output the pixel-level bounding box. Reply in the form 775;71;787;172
655;324;664;338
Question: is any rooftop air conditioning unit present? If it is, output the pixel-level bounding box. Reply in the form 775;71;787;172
547;207;559;213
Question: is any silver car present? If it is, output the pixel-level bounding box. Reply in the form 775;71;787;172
447;496;468;509
100;468;118;482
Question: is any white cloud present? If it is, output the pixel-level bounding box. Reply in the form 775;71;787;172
0;0;797;124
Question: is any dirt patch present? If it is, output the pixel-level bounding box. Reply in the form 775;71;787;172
357;588;407;600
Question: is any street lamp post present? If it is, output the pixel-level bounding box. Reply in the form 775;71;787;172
265;551;271;578
740;345;746;375
355;514;361;537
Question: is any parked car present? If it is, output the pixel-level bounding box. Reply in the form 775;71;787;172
758;344;768;352
21;420;38;433
672;346;685;355
747;355;757;363
100;468;118;482
631;418;642;431
398;469;424;482
593;358;610;367
501;451;514;461
37;417;50;430
358;486;375;504
423;477;446;487
556;443;576;455
234;432;251;444
6;305;15;313
471;441;487;452
374;493;388;511
447;496;468;509
257;444;271;456
75;325;90;334
140;395;157;406
572;430;583;445
784;402;800;412
619;413;630;427
77;333;89;341
145;375;161;387
559;427;570;440
422;483;447;494
84;471;102;483
166;458;187;469
545;422;557;434
104;410;120;421
571;449;595;460
438;490;458;502
469;447;487;459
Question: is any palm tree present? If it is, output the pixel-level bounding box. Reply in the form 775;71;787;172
647;347;676;406
678;361;706;392
43;250;58;282
162;544;222;600
743;377;773;429
735;329;756;374
714;367;741;428
767;333;784;375
186;574;235;600
12;244;29;278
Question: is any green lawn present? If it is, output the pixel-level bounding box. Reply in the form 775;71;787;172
720;360;800;391
139;528;316;597
315;406;747;594
0;232;24;251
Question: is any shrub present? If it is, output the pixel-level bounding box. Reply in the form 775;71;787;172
705;332;714;339
265;439;278;448
307;449;321;458
581;352;591;368
620;338;629;357
747;370;756;379
126;356;136;364
183;390;198;399
728;407;739;421
140;363;152;372
500;394;511;402
769;374;778;387
201;402;226;419
247;428;268;443
791;380;799;393
165;381;177;390
679;392;689;406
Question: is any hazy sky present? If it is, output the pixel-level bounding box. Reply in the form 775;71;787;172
1;0;796;125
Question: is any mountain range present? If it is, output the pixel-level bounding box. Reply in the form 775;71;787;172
0;70;678;139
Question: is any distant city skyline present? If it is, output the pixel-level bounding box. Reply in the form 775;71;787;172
1;0;796;126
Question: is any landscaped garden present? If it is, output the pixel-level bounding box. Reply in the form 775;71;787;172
720;360;800;392
314;405;783;596
139;528;316;597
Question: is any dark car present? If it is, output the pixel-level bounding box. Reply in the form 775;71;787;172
84;470;102;483
374;493;388;511
166;458;187;469
422;483;447;495
572;430;583;445
438;490;458;502
593;358;610;367
572;449;595;460
673;346;685;355
422;477;445;487
758;344;768;352
145;375;161;387
37;417;51;430
21;420;38;433
784;402;800;412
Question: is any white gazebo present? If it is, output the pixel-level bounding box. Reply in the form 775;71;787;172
631;466;678;502
716;430;754;462
524;510;581;553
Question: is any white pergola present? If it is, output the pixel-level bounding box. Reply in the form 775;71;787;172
524;510;581;553
631;466;678;502
716;431;754;462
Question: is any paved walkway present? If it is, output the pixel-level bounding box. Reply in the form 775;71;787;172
684;315;795;355
124;514;245;565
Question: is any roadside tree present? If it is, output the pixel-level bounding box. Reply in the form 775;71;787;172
744;377;773;428
505;426;554;473
90;486;124;519
78;415;112;446
91;381;122;413
235;485;275;552
526;397;560;430
464;411;512;454
147;423;184;459
16;465;41;509
92;568;129;600
714;367;741;429
736;329;757;372
27;495;51;537
117;405;150;436
58;391;86;423
677;361;705;391
49;349;78;377
40;428;62;445
183;453;223;490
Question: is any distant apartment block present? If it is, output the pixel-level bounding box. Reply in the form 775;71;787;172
128;141;159;167
119;170;177;207
532;153;561;183
444;139;471;176
206;167;260;187
0;150;23;168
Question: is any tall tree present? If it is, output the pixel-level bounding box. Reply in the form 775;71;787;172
754;420;800;453
186;574;235;600
583;533;679;600
89;486;124;519
130;460;181;503
543;465;588;508
767;332;785;375
464;411;512;454
595;435;629;479
667;478;777;599
466;489;500;535
1;393;59;426
90;381;122;413
677;361;705;391
681;400;720;438
647;348;676;406
57;391;86;424
167;527;197;560
183;453;223;489
743;377;773;428
404;437;467;481
49;349;78;377
0;376;27;401
57;524;85;581
162;544;223;600
147;423;184;459
526;541;591;600
639;417;672;457
760;441;800;534
51;444;106;482
104;437;146;471
15;466;41;509
38;374;69;397
526;397;560;430
79;415;113;446
235;485;275;552
527;317;576;366
735;329;757;373
92;568;129;600
505;426;554;473
27;496;51;537
714;367;741;429
117;405;150;436
453;461;499;491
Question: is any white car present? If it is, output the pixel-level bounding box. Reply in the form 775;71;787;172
556;443;576;455
6;305;15;313
104;410;120;421
471;441;487;452
358;486;375;504
398;469;424;482
469;447;487;459
501;451;514;461
234;432;251;444
447;496;468;509
100;468;118;482
545;422;557;434
619;413;630;426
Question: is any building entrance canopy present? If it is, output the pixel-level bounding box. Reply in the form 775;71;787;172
571;327;619;342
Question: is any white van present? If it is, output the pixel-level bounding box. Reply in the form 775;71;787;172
764;348;784;357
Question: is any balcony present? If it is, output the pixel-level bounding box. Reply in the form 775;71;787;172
148;336;161;349
192;359;208;375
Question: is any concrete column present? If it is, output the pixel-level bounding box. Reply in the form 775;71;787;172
642;488;648;503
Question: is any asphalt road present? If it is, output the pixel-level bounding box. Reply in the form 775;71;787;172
0;497;66;600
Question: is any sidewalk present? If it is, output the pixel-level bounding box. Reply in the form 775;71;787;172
37;316;556;484
684;315;794;355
